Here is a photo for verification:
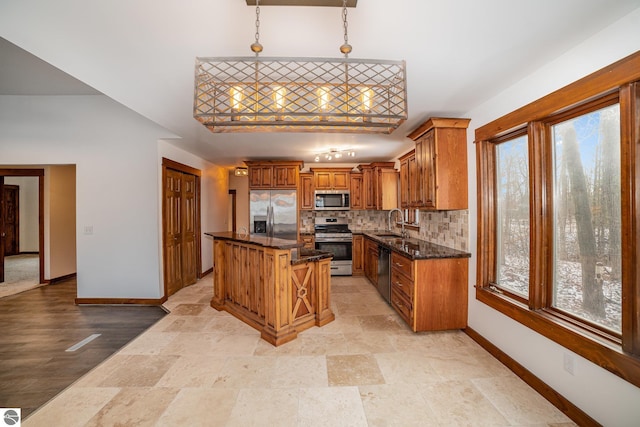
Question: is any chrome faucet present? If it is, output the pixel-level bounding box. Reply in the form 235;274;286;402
388;208;407;238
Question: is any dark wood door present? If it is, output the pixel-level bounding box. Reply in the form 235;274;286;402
164;168;183;296
181;173;197;287
3;185;19;256
0;176;4;282
163;167;199;297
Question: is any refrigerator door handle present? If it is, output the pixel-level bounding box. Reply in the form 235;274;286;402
271;205;275;237
266;206;269;237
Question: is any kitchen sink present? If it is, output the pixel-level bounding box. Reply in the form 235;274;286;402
389;238;407;244
373;233;402;238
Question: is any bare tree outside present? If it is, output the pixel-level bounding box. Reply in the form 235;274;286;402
552;104;621;332
496;135;530;297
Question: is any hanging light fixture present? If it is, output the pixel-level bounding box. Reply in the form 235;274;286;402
193;0;407;134
314;148;356;162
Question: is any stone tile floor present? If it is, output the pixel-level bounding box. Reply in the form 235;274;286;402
24;275;576;426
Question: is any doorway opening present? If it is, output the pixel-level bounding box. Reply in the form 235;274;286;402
0;169;45;297
228;189;237;232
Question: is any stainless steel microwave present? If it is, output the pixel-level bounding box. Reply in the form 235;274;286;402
314;190;350;210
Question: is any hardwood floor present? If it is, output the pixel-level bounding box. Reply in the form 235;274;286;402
0;278;167;417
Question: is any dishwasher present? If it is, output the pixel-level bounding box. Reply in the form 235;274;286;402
377;246;391;304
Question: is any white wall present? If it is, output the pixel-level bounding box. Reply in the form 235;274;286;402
465;8;640;426
0;94;176;299
157;140;229;277
3;176;38;252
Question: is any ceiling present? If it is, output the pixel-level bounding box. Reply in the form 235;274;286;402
1;0;639;168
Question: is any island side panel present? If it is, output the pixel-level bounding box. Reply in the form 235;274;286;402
248;246;265;320
261;249;298;346
211;239;225;310
291;261;316;330
315;257;335;327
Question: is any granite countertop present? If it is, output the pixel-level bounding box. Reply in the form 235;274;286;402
361;231;471;260
204;232;303;250
290;248;333;265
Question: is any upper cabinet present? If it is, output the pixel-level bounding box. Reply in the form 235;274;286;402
349;172;364;210
299;172;314;210
407;118;470;210
399;150;414;209
357;162;398;210
311;168;351;190
246;161;304;189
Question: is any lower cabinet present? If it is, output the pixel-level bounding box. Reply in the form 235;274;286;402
362;239;469;332
364;237;379;285
390;251;468;332
352;234;364;276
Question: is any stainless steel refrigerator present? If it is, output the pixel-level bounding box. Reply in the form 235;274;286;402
249;190;297;240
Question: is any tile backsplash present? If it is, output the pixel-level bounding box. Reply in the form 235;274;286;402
416;210;468;251
301;209;469;252
301;210;389;232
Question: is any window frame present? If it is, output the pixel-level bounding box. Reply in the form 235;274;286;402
490;128;531;306
475;51;640;387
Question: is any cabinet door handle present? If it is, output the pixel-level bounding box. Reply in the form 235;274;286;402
394;262;403;267
392;297;406;310
394;281;403;288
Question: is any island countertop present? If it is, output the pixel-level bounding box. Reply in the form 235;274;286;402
205;231;303;250
291;248;333;265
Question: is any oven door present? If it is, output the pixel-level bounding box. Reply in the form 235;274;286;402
315;240;352;261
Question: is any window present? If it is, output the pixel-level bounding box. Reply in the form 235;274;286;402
475;51;640;388
495;134;530;299
550;104;621;334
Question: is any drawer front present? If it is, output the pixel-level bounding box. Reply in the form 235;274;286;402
391;252;413;279
391;269;414;301
391;288;413;327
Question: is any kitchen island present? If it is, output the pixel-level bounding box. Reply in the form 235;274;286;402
205;232;335;346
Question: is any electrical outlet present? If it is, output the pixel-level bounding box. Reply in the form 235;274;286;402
83;225;93;235
563;353;575;375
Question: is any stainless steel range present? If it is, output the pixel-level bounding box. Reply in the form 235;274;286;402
314;217;352;276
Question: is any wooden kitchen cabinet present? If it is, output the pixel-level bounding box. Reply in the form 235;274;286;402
399;149;422;209
349;173;364;210
300;233;315;250
352;234;364;276
399;150;413;208
408;154;418;206
407;118;470;210
299;172;314;210
364;236;379;285
248;165;273;188
358;162;398;210
245;161;303;189
389;251;468;331
311;168;351;190
361;166;375;209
